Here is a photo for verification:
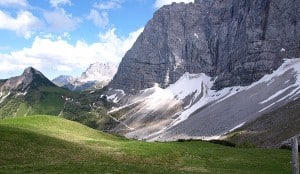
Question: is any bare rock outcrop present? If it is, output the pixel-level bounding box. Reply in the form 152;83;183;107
109;0;300;92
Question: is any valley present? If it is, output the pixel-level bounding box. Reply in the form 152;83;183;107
0;0;299;173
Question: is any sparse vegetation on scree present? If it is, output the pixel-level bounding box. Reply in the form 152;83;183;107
0;115;295;174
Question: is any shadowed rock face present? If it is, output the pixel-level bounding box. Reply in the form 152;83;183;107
109;0;300;93
0;67;56;92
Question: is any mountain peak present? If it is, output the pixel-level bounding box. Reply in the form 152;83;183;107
21;67;52;85
23;66;40;74
22;67;43;77
1;67;56;92
52;62;118;91
80;62;118;82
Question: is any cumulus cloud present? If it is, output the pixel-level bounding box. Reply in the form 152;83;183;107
87;9;109;28
0;28;143;79
50;0;71;8
43;8;80;32
154;0;194;8
0;0;27;7
0;10;41;38
94;0;123;10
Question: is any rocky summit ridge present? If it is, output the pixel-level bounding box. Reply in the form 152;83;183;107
109;0;300;93
1;67;56;92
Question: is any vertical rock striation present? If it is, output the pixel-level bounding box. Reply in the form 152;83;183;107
109;0;300;92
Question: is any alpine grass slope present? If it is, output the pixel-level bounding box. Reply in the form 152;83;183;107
0;115;293;173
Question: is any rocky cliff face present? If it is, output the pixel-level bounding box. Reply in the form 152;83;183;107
109;0;300;92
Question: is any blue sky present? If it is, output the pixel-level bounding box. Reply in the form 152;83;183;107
0;0;193;79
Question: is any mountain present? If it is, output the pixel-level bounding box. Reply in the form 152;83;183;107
52;75;75;86
105;0;300;146
0;67;116;130
0;67;73;118
53;62;118;91
1;67;56;92
79;62;118;83
109;0;300;92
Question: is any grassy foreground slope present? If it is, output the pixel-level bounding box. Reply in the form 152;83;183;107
0;116;294;174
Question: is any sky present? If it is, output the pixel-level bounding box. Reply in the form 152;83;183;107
0;0;194;80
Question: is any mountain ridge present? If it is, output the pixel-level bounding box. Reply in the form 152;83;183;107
1;67;56;93
104;0;300;146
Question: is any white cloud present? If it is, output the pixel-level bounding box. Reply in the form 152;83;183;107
0;0;27;7
154;0;194;8
87;9;109;28
0;28;143;79
43;8;80;32
98;28;143;58
94;0;123;10
55;65;73;72
50;0;71;8
0;10;41;38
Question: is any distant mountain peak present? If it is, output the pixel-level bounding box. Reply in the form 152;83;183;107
1;67;56;92
80;62;118;82
52;75;75;87
23;67;42;76
53;62;118;91
22;67;46;80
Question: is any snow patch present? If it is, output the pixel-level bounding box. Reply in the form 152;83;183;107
106;89;126;103
194;33;199;39
16;91;28;96
259;85;296;104
259;102;276;113
228;122;246;132
107;94;119;103
108;103;135;114
168;73;212;101
143;84;175;110
0;91;11;103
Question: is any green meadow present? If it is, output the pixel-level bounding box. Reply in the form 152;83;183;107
0;115;294;174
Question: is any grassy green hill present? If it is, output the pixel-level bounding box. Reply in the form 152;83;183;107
0;86;74;118
0;115;296;174
0;85;116;130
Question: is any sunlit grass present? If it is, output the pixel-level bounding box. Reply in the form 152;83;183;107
0;115;294;173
